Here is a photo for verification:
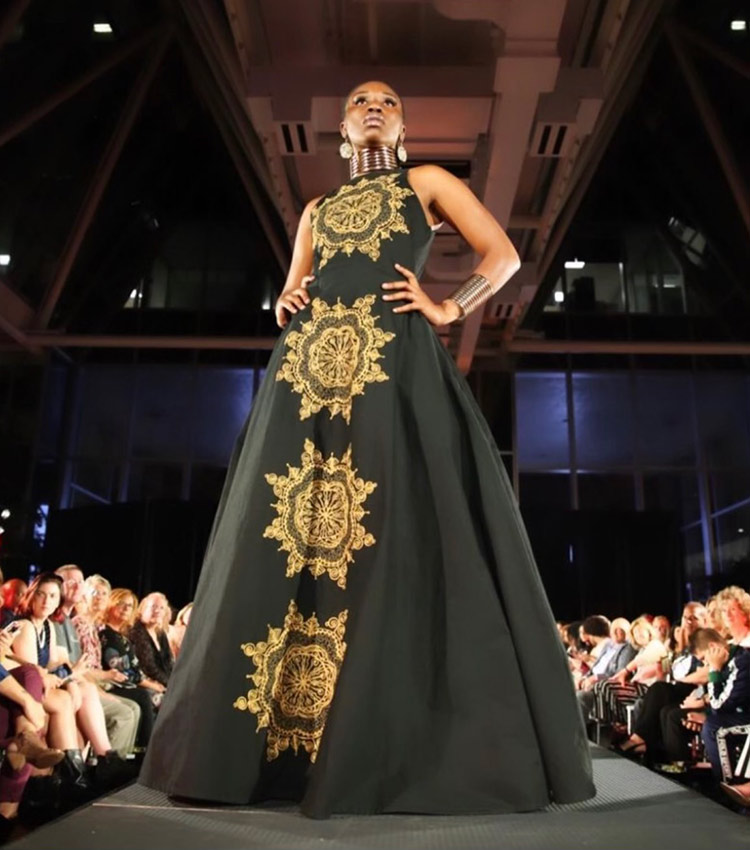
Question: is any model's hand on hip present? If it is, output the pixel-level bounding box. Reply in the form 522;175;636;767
275;274;314;328
382;264;461;326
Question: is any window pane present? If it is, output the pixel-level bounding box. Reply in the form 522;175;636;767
132;368;192;460
76;367;135;459
714;505;750;573
635;374;696;466
193;369;254;464
578;473;634;510
515;373;569;469
684;525;707;583
644;472;701;526
128;461;183;501
519;473;570;511
696;374;750;468
573;373;633;467
710;471;750;512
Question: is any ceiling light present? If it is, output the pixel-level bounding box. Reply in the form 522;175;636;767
0;254;10;266
730;20;747;31
554;291;565;303
564;259;585;270
0;509;9;519
93;22;113;33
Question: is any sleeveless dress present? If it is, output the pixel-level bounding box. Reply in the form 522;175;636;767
139;168;595;816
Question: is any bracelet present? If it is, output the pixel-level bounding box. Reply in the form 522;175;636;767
447;273;494;319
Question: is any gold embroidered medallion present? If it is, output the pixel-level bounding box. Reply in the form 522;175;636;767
233;600;348;763
311;173;412;268
263;439;376;588
276;294;395;423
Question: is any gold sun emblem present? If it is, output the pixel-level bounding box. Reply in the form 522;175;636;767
311;173;412;268
233;600;348;763
276;295;395;423
263;439;377;589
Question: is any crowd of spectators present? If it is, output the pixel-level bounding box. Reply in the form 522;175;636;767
563;586;750;810
0;564;189;842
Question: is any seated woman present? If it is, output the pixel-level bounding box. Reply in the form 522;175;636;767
598;616;668;733
0;579;27;629
0;626;63;836
616;602;708;758
75;577;153;747
167;603;192;660
101;590;165;715
11;573;118;789
130;593;173;691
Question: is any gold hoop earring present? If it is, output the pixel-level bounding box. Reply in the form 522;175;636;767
339;139;354;159
396;142;407;163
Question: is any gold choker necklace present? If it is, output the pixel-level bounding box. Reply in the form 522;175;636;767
349;146;398;179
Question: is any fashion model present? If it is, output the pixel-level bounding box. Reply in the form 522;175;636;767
139;81;595;817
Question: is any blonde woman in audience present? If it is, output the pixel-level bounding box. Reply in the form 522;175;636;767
168;603;193;660
705;596;730;639
101;590;165;715
129;593;174;692
714;586;750;647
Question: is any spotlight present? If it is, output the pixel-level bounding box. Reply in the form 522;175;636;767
564;259;585;270
554;291;565;303
0;526;4;535
0;509;9;519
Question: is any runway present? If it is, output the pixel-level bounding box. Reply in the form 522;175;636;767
8;747;750;849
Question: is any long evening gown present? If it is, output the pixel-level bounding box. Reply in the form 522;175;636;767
139;167;595;817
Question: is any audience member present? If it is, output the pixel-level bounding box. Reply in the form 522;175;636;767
130;593;174;690
76;577;153;747
101;590;165;712
53;566;138;766
0;579;27;629
167;602;192;660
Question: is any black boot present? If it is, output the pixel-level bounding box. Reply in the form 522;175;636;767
59;749;93;802
94;750;134;791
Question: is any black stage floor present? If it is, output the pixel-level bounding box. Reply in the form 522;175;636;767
8;747;750;849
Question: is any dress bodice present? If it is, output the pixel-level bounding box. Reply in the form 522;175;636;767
310;169;434;291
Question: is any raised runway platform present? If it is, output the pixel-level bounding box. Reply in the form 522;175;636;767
9;747;750;849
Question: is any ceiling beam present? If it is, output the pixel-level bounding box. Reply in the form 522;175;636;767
0;27;159;150
666;21;750;242
34;30;171;330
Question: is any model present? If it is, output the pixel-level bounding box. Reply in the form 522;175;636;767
139;80;595;817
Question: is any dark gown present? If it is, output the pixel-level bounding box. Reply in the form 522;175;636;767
139;168;595;816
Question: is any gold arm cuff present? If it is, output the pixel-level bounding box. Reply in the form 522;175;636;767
447;274;494;319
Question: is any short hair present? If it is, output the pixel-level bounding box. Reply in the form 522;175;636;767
107;589;139;630
84;574;111;594
691;627;727;654
55;564;83;577
582;615;611;639
715;585;750;629
138;592;170;632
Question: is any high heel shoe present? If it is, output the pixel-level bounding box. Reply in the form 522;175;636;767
6;731;64;770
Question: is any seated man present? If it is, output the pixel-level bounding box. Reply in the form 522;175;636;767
577;616;634;722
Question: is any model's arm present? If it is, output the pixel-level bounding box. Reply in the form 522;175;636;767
275;196;322;329
383;165;520;326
